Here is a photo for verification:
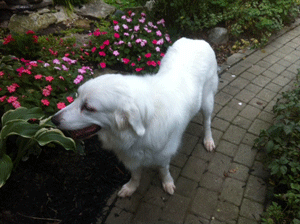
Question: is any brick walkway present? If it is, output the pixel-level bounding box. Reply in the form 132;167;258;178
98;19;300;224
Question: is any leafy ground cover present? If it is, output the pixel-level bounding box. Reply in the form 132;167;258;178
255;71;300;224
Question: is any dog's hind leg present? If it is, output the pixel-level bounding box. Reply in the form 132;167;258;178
118;167;142;197
159;165;176;195
201;92;216;151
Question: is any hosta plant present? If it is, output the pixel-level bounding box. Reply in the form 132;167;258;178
0;107;76;188
86;11;172;74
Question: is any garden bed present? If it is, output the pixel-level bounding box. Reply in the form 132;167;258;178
0;136;130;224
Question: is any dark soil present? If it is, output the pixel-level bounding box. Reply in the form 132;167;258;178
0;136;130;224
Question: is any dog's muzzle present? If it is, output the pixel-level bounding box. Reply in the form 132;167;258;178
51;115;101;140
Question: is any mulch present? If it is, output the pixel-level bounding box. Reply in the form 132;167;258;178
0;136;130;224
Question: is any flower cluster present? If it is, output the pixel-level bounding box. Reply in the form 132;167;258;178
88;11;172;74
0;55;93;115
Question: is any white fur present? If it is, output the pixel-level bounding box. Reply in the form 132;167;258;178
52;38;219;197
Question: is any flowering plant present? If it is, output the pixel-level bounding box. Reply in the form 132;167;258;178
86;11;172;74
0;55;93;116
1;30;42;60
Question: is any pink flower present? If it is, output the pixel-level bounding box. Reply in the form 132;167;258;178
74;75;84;84
66;96;74;103
114;33;120;39
100;62;106;68
41;99;50;106
100;45;105;50
136;38;142;44
141;12;146;17
114;25;120;32
0;71;4;77
45;76;54;82
165;34;171;42
155;46;160;52
57;102;66;110
42;89;51;97
35;74;43;79
0;96;6;102
157;19;165;26
124;32;129;36
157;61;161;66
160;53;165;57
131;63;136;67
139;17;145;23
46;85;52;91
134;25;140;32
29;61;38;67
123;24;129;29
156;30;162;36
145;53;152;58
12;101;21;109
78;68;86;74
62;64;69;71
123;58;130;64
59;76;65;80
113;50;120;56
92;47;97;53
147;61;157;66
7;96;18;103
53;59;60;64
99;51;106;56
44;63;50;67
157;38;164;45
126;18;132;23
7;84;18;93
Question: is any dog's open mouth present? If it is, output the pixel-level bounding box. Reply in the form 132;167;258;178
68;125;101;140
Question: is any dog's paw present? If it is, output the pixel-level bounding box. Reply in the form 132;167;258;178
117;183;137;197
162;182;176;195
204;138;215;152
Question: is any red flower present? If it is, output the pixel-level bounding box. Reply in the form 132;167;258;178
145;53;151;58
12;101;21;109
66;96;74;103
123;58;130;64
7;96;18;103
152;40;157;44
114;33;120;39
57;102;66;110
65;53;70;57
131;63;136;67
26;30;35;34
3;34;15;45
136;68;144;72
99;51;106;56
103;40;110;45
113;20;118;25
33;35;38;43
100;62;106;68
0;71;4;77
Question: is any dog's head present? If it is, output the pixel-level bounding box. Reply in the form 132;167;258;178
51;74;145;140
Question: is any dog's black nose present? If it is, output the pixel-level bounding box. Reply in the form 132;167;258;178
51;115;60;126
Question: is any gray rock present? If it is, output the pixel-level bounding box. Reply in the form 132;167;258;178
8;11;57;33
208;27;229;45
75;0;115;19
145;0;155;11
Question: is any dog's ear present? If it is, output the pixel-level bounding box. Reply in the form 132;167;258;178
115;104;145;136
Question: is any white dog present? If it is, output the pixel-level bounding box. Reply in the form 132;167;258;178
51;38;218;197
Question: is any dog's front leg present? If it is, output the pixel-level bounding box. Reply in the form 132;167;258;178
159;165;176;195
118;168;142;197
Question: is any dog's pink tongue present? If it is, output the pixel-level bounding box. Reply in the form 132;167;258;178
69;125;101;139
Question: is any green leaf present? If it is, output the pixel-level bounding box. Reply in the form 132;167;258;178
284;124;294;135
0;121;40;140
0;154;13;188
280;166;287;175
34;128;76;151
1;107;44;126
266;140;274;153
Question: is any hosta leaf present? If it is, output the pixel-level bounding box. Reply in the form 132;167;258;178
1;107;44;126
34;128;76;151
0;121;40;140
0;154;13;188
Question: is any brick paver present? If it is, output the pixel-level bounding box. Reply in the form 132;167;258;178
98;19;300;224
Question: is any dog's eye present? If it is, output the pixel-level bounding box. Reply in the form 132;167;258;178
82;103;96;112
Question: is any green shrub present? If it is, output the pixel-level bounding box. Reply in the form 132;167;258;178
149;0;300;46
52;0;92;10
255;70;300;223
0;30;42;60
